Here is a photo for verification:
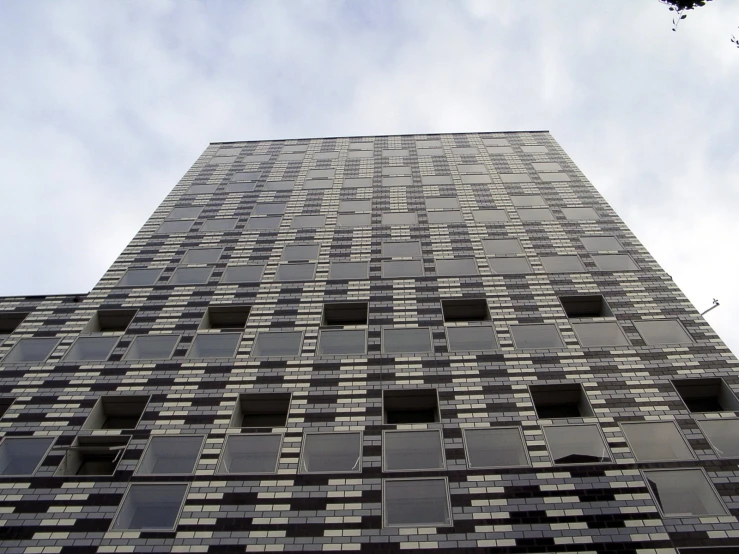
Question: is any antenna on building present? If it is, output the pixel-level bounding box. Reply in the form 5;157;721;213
700;299;720;317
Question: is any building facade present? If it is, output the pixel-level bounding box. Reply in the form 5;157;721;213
0;131;737;553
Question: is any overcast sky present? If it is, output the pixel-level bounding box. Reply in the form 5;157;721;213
1;0;737;354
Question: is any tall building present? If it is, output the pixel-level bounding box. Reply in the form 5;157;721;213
0;131;737;554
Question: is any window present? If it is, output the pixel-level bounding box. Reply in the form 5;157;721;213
698;419;739;458
314;151;338;160
111;483;188;531
55;436;129;476
539;172;570;182
253;202;286;215
277;152;304;162
0;398;13;418
464;427;529;468
488;257;532;275
318;329;367;355
511;324;564;349
291;215;326;228
522;145;548;153
252;331;302;357
382;240;421;258
337;213;371;227
483;138;509;147
232;393;291;427
169;267;212;285
200;305;251;330
301;432;362;473
562;207;599;220
136;435;204;475
473;209;508;222
208;154;235;163
559;295;613;318
187;333;240;358
428;210;464;223
339;200;371;212
511;195;545;207
303;179;333;190
580;236;623;252
62;336;118;362
264;180;294;191
383;149;408;157
500;173;531;183
0;437;54;475
82;395;149;430
635;320;692;345
421;175;453;185
118;268;162;287
382;212;418;225
201;218;237;232
329;261;369;279
382;166;411;176
2;337;59;362
517;208;555;221
417;139;441;148
323;303;368;325
245;216;282;230
541;255;585;273
673;378;739;413
483;238;523;255
156;220;193;234
621;422;694;461
383;389;439;424
382;260;424;278
282;243;320;262
221;264;265;283
383;328;433;354
349;142;373;151
436;258;478;276
544;424;610;464
530;384;594;418
425;197;458;210
591;254;639;271
218;434;282;474
383;430;444;471
571;322;630;347
276;263;316;281
281;144;307;153
446;326;497;352
186;184;218;195
215;146;240;156
167;207;202;219
182;247;222;264
0;311;28;342
382;176;412;186
383;478;451;527
486;146;514;154
231;171;261;182
533;162;562;172
343;177;372;188
643;469;728;517
243;154;270;162
226;181;256;193
307;168;334;179
461;174;492;184
442;298;489;322
458;163;486;174
123;335;178;360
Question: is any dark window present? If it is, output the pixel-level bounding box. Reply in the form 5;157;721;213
328;261;369;280
383;389;439;424
673;378;739;413
233;393;291;428
201;218;237;232
488;257;532;274
282;243;320;262
83;309;137;333
0;312;29;339
82;395;149;430
464;428;529;468
382;260;424;278
201;305;250;330
167;207;202;219
436;258;478;276
621;422;694;462
291;215;326;228
186;184;218;195
136;436;204;475
0;398;13;418
253;203;286;215
55;436;129;476
383;430;444;471
187;333;240;358
643;469;728;516
301;432;362;473
219;434;282;474
446;326;497;351
559;295;613;318
441;299;489;322
245;216;282;230
383;328;433;354
698;419;739;458
169;266;212;285
156;220;192;234
483;238;523;255
111;483;188;531
0;437;54;475
276;263;316;281
118;268;162;287
383;478;451;527
510;324;564;349
517;208;555;221
63;336;118;362
323;303;368;326
318;329;367;355
544;424;610;464
221;264;265;283
252;331;302;357
382;241;421;258
226;181;256;193
530;384;594;419
540;255;585;273
2;337;59;362
124;335;178;360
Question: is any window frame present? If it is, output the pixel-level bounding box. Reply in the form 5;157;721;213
543;423;612;465
462;426;530;469
642;468;729;518
117;268;163;287
216;433;283;475
299;431;363;474
0;436;55;477
382;477;452;528
620;421;696;462
122;334;179;361
220;264;265;284
1;337;60;363
110;482;189;531
510;323;565;350
186;332;242;359
382;327;434;355
317;328;367;356
62;335;119;362
634;319;693;346
134;434;206;476
382;429;446;472
445;324;497;352
251;330;303;358
168;266;214;285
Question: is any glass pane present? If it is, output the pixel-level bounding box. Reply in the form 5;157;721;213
253;331;302;357
170;267;212;284
644;469;727;516
533;162;562;172
319;329;366;355
383;149;408;157
226;182;257;193
544;425;610;464
461;174;491;184
473;209;508;222
465;428;528;468
3;337;58;362
276;263;316;281
157;220;193;233
428;210;464;223
592;254;639;271
339;200;371;212
201;218;237;231
382;176;412;186
382;260;424;278
263;181;294;191
113;484;187;530
572;322;629;347
517;208;555;221
119;268;162;286
487;146;514;154
0;437;54;475
384;479;450;526
188;334;240;358
426;197;458;210
64;336;118;361
382;241;421;257
329;261;368;280
483;239;522;255
384;431;444;471
383;328;432;354
522;145;548;152
186;184;218;195
382;166;411;176
124;335;178;360
221;265;264;283
500;173;531;183
421;175;453;185
343;177;372;188
282;244;319;261
621;422;694;461
302;433;362;473
168;207;202;219
436;258;478;276
137;436;203;474
699;420;739;457
246;216;282;230
182;248;222;264
382;212;418;225
337;213;371;227
562;207;599;220
488;257;531;275
243;154;270;162
540;172;570;182
220;434;281;473
307;169;334;179
292;215;326;228
253;203;286;215
635;320;692;345
417;140;441;148
541;256;585;273
231;171;261;182
303;179;333;190
580;236;623;252
511;195;545;207
511;324;563;349
447;326;496;351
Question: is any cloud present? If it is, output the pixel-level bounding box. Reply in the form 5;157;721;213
0;0;737;353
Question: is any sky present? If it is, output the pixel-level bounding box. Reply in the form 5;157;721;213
1;0;737;354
